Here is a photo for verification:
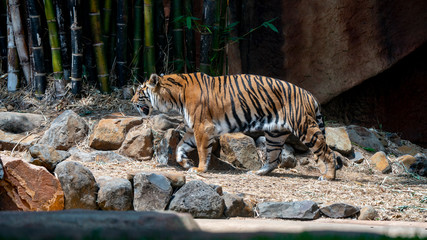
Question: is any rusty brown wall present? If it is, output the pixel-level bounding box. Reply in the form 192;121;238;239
241;0;427;103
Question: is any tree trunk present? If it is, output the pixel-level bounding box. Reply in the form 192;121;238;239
27;0;47;98
171;0;183;72
199;0;215;74
53;0;71;84
89;0;110;93
8;0;31;85
116;0;128;87
6;2;19;91
226;0;242;74
69;0;82;95
132;0;143;82
144;0;155;77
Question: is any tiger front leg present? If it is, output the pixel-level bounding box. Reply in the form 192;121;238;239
176;131;196;169
188;123;216;173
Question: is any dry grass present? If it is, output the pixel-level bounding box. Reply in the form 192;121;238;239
0;84;426;222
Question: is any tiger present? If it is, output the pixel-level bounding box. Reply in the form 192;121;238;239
132;72;342;180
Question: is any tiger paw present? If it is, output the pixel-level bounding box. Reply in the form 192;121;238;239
188;167;206;173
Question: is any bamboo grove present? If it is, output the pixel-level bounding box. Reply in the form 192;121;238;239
0;0;278;98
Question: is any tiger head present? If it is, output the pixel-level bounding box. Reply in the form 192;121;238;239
131;73;161;116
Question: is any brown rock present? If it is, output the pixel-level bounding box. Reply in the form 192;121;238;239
369;151;392;173
0;155;64;211
325;127;352;155
0;130;40;151
358;206;378;220
160;172;186;189
119;126;153;161
28;144;70;171
397;155;417;169
89;117;143;150
220;133;262;170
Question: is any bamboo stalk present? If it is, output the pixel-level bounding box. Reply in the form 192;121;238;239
116;0;128;87
44;0;67;97
27;0;47;97
0;0;7;73
89;0;110;93
131;0;143;82
53;0;71;84
183;0;194;72
6;2;19;91
102;0;112;64
171;0;184;73
82;0;98;85
8;0;31;85
199;0;215;74
144;0;155;77
154;0;165;73
69;0;82;95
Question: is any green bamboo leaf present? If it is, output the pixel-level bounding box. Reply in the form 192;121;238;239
265;22;278;33
186;16;192;29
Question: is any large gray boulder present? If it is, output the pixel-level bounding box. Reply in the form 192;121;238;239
39;110;89;150
133;173;173;211
97;177;133;211
346;125;385;152
0;112;45;133
168;180;225;219
257;200;321;220
54;161;98;209
28;144;70;171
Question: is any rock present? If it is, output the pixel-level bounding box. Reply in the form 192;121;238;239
320;203;360;218
97;177;133;211
397;155;417;169
0;112;45;133
397;142;423;156
54;161;98;209
160;172;186;189
209;184;223;196
68;148;131;163
350;151;365;164
119;126;153;161
257;200;320;220
133;172;173;211
156;129;181;166
358;206;378;220
0;130;40;151
346;125;385;152
220;133;262;170
279;144;297;168
0;160;3;180
409;153;427;177
39;110;89;150
168;180;225;219
0;211;200;239
151;114;183;131
369;151;392;173
223;193;254;217
325;127;353;155
0;156;64;211
28;144;70;171
89;117;143;150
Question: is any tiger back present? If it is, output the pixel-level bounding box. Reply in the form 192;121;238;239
132;73;342;180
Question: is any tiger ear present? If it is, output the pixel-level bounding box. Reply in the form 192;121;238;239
147;73;160;88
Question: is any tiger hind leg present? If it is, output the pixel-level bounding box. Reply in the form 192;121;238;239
300;117;336;180
176;131;196;169
255;131;291;175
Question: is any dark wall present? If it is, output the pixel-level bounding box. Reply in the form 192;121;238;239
323;42;427;147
